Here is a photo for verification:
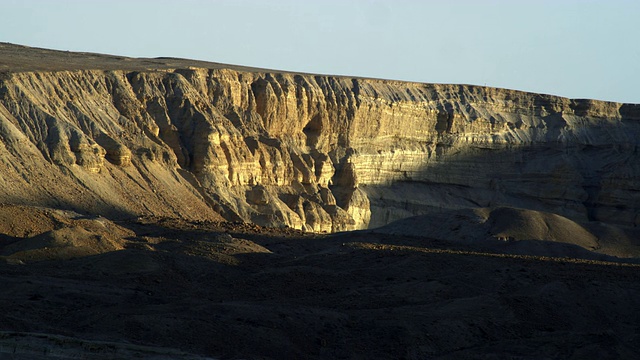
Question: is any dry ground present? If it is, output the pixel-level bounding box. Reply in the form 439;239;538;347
1;205;639;359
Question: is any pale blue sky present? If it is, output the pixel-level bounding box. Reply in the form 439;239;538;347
2;0;639;103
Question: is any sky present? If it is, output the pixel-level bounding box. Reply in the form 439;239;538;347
1;0;639;103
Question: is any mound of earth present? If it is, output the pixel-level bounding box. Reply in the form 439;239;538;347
0;204;60;238
0;205;132;263
0;205;274;265
374;206;640;261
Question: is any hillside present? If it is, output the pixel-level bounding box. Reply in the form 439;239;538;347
1;43;640;359
1;42;639;233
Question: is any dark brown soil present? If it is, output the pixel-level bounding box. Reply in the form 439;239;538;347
1;205;639;359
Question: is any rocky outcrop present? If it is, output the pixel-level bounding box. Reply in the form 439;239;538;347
0;44;639;231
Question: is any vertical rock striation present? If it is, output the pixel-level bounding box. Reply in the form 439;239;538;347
0;45;638;230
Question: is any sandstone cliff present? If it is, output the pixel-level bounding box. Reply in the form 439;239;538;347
1;43;639;231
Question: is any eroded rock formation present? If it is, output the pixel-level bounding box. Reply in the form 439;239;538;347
0;43;638;231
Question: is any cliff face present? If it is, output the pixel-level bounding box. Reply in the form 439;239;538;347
1;44;639;231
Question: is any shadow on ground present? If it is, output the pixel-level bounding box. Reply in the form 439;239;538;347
1;207;640;359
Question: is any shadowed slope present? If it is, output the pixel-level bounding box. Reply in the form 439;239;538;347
1;207;639;359
374;206;640;260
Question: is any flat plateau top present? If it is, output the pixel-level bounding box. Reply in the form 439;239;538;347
2;42;638;106
0;42;268;73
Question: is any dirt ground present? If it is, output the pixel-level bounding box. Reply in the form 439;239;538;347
1;205;639;359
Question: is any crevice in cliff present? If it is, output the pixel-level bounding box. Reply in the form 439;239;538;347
250;77;273;129
220;141;234;183
435;103;454;136
303;114;323;148
351;79;362;108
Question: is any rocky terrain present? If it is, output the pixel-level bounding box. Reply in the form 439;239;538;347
0;43;639;359
1;43;639;233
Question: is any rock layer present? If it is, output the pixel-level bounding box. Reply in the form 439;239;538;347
0;43;639;231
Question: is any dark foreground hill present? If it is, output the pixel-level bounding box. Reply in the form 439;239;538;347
0;204;639;359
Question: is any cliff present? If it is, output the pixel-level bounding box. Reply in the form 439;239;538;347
1;43;639;231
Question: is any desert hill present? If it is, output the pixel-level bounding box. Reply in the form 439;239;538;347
1;43;639;359
375;207;640;261
1;42;639;233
